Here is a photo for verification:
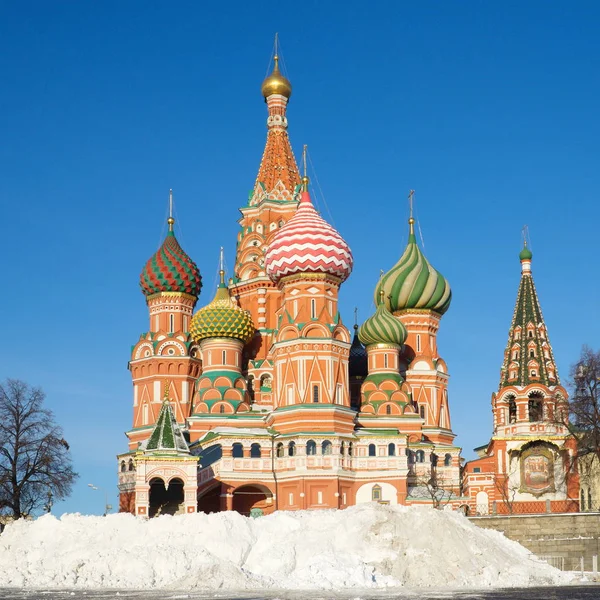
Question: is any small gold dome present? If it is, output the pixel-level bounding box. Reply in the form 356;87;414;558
261;56;292;100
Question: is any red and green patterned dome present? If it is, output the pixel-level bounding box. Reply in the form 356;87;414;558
140;226;202;298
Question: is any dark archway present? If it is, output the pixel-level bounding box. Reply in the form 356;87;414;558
197;484;221;514
232;484;272;516
149;477;184;517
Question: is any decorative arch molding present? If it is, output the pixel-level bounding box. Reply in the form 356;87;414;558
134;342;154;360
278;325;300;342
156;340;187;356
146;467;188;485
302;324;330;339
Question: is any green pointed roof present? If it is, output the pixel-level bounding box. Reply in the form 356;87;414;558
375;218;451;315
190;281;255;344
359;293;407;347
146;400;189;454
499;250;560;388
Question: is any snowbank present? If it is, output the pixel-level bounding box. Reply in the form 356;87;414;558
0;504;571;590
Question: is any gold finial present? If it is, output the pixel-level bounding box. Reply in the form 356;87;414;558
167;189;175;231
163;381;170;402
301;144;309;190
219;246;225;285
408;190;415;235
378;270;385;304
261;34;292;99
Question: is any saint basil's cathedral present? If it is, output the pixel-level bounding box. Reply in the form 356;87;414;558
117;50;579;517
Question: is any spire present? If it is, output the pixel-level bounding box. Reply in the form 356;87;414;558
519;226;533;274
253;39;300;202
499;239;560;389
301;144;309;191
168;189;174;232
145;389;190;454
219;246;225;286
408;189;415;238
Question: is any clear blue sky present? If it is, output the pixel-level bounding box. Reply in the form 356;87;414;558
1;2;598;516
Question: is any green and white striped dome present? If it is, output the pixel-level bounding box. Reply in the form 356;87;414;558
358;293;407;347
375;218;451;315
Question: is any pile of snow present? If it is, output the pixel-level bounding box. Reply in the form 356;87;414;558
0;504;571;590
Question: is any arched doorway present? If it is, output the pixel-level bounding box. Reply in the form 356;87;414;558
197;484;222;514
149;477;185;517
232;484;272;516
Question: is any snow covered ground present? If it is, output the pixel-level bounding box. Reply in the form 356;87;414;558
0;504;573;591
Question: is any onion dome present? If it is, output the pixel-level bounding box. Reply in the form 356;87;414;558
376;217;451;315
261;55;292;100
358;292;407;347
265;188;353;283
349;324;368;378
140;217;201;298
190;275;255;344
519;245;533;261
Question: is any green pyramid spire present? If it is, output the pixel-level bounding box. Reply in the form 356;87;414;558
146;388;189;454
499;249;560;389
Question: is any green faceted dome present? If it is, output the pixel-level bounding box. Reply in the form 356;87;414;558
358;293;407;347
190;283;255;344
519;245;533;261
375;219;451;315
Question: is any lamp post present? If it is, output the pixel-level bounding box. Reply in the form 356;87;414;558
88;483;112;516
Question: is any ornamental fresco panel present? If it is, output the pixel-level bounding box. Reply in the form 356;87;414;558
520;445;555;496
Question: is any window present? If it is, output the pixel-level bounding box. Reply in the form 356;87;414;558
581;488;586;511
528;393;543;422
419;405;425;419
416;335;421;352
222;350;226;364
220;404;225;414
128;460;135;472
368;444;376;457
120;461;126;472
288;441;296;457
473;467;481;473
528;330;533;338
529;350;535;358
386;404;392;415
444;453;452;467
530;370;537;377
384;354;388;368
313;385;319;403
169;314;175;333
322;440;332;455
336;383;343;405
311;299;317;319
372;485;382;502
388;443;395;456
340;441;345;455
306;440;317;455
508;397;517;423
416;450;425;463
348;442;353;457
250;443;261;458
276;442;284;458
232;443;244;458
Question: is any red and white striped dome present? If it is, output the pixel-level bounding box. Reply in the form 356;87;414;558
265;190;353;283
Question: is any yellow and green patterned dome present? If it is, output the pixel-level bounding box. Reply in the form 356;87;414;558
190;281;255;344
375;217;451;315
359;292;407;347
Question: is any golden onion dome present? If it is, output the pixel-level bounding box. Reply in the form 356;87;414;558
261;56;292;100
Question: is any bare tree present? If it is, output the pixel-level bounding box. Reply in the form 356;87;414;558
569;346;600;462
494;459;519;514
0;379;78;518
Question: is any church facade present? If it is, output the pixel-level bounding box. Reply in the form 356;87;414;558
117;53;464;517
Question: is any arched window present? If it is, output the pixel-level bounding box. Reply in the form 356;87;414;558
220;404;225;414
232;443;244;458
322;440;332;455
311;299;317;319
368;444;376;457
416;450;425;463
419;405;425;419
120;460;126;472
384;354;388;368
340;441;345;455
386;404;392;415
348;442;353;457
444;453;452;467
388;443;395;456
313;385;319;403
250;443;261;458
288;441;296;457
222;350;226;364
406;449;415;464
169;313;175;333
508;396;517;423
128;460;135;472
306;440;317;455
276;442;284;458
372;484;382;501
528;330;533;338
528;392;543;422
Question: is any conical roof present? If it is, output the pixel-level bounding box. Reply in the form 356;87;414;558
376;218;451;315
190;281;255;344
359;293;407;347
265;189;353;283
140;226;201;298
145;400;189;454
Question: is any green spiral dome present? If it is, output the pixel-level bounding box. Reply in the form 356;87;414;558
190;283;255;344
375;220;451;315
358;294;407;347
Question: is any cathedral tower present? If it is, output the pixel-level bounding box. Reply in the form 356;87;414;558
127;193;202;450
